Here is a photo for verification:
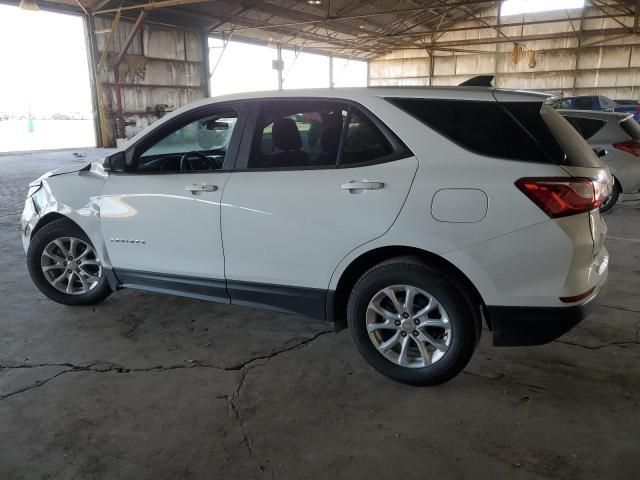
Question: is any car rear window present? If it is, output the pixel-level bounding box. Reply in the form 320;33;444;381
620;117;640;139
537;104;602;167
561;116;607;140
387;98;555;163
501;102;566;163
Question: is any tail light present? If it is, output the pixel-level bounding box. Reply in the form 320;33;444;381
515;177;604;218
613;140;640;156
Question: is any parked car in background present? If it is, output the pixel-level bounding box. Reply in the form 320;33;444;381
21;87;611;386
552;95;640;122
560;109;640;212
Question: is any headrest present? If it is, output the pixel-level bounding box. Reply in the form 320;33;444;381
272;117;302;151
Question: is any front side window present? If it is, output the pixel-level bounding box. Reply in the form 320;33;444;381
248;101;346;169
135;111;238;173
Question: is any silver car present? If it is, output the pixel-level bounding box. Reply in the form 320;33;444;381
560;109;640;211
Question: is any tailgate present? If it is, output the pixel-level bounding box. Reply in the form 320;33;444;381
540;105;611;256
561;165;610;257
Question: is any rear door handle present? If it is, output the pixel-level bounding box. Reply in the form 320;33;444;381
185;183;218;193
341;181;385;191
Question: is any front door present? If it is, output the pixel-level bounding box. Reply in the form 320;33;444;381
100;104;246;300
220;99;418;317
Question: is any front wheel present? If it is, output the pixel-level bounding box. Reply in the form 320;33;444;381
27;219;112;305
347;257;480;386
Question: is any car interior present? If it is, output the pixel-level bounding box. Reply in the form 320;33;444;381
248;101;394;169
136;113;238;173
250;102;346;169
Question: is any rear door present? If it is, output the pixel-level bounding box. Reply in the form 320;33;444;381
220;99;418;317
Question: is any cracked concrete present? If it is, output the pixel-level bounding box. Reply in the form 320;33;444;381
1;150;640;479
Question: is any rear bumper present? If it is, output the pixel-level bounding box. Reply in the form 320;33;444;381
487;276;606;346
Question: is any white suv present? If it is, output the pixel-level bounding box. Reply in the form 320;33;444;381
21;87;611;385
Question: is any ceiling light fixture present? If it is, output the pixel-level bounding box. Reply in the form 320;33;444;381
307;0;322;5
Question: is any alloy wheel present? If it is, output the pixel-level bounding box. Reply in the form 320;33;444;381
40;237;102;295
366;285;452;368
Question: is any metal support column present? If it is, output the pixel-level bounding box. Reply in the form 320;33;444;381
83;14;103;147
366;60;371;87
329;54;334;88
277;44;283;90
201;32;211;97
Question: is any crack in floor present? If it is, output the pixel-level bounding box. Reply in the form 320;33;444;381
554;339;639;350
601;304;640;315
0;330;334;402
463;370;547;391
225;330;333;480
0;329;333;480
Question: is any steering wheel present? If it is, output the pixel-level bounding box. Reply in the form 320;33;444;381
180;151;210;172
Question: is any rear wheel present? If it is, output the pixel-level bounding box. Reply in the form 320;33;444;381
347;256;480;386
600;180;621;213
27;219;112;305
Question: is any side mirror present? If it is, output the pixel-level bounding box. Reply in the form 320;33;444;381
593;147;608;158
203;120;229;131
104;152;126;172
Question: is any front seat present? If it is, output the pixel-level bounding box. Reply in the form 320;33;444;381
314;126;340;165
272;118;309;166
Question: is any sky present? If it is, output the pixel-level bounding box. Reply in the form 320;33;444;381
0;5;93;116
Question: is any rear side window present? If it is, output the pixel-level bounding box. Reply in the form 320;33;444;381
341;108;393;166
563;116;607;140
248;101;346;169
620;117;640;139
388;98;554;163
575;97;595;109
246;100;407;170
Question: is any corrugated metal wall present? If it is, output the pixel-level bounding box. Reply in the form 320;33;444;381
94;17;206;145
369;5;640;100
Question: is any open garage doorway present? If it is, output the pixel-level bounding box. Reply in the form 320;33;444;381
0;5;95;153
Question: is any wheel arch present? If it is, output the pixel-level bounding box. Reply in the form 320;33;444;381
31;212;81;239
328;245;488;331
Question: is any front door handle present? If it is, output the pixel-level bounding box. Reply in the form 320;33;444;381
341;181;385;191
185;183;218;193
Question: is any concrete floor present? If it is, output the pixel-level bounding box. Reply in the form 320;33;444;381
1;148;639;480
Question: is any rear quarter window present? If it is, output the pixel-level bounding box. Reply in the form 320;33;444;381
388;97;601;168
387;98;553;163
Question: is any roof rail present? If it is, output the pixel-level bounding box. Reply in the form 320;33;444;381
459;75;494;87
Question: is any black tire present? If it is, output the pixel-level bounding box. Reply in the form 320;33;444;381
27;218;112;305
600;180;621;213
347;256;480;386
